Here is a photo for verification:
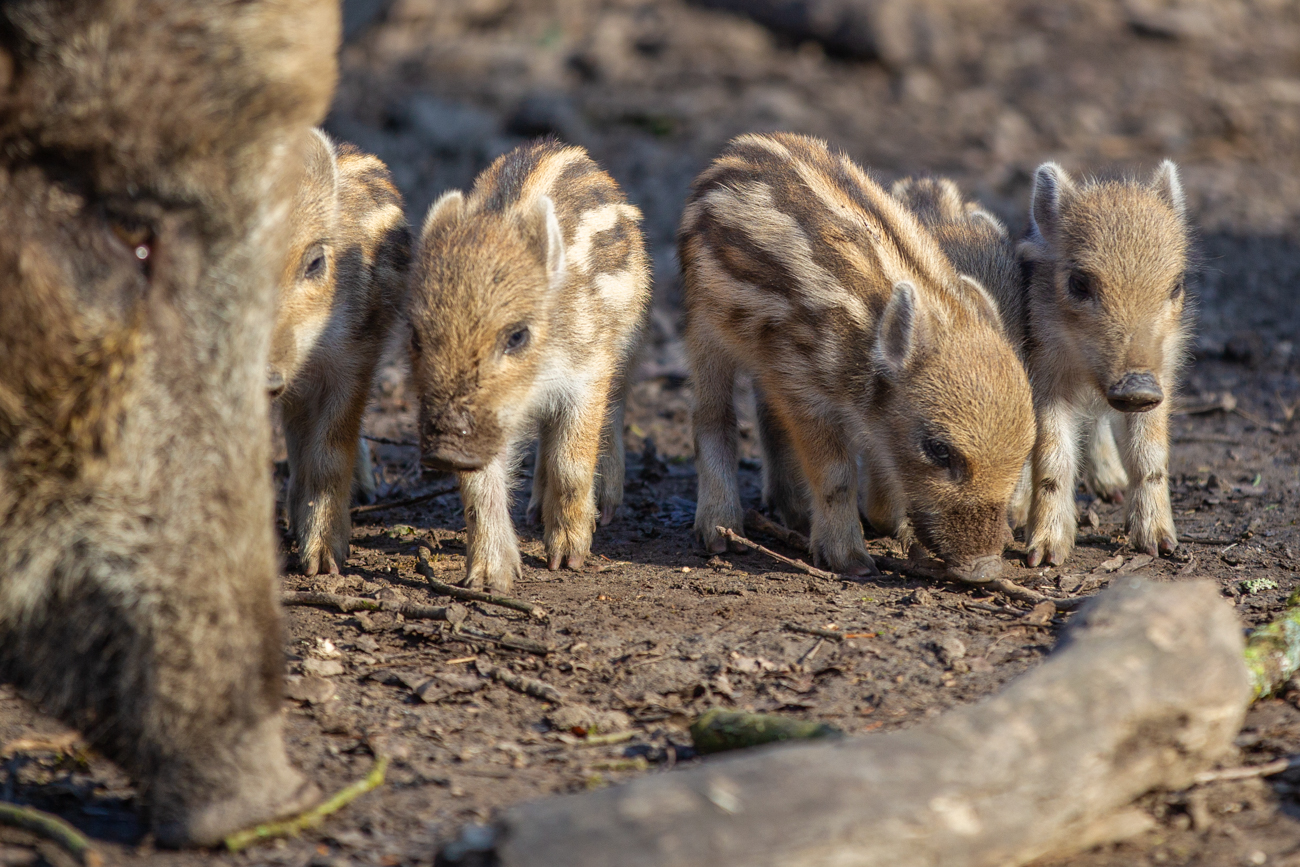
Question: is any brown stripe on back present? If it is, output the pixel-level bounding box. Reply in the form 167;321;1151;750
477;139;563;213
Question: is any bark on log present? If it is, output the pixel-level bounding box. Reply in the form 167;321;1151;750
438;578;1250;867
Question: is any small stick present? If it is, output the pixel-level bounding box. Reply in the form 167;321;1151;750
784;623;845;642
224;756;388;852
350;486;458;517
281;591;468;626
742;514;1089;612
582;731;636;747
0;803;103;867
1;732;81;759
362;434;420;448
452;625;553;656
716;527;842;580
417;549;548;620
476;659;564;703
1193;756;1297;785
744;510;811;550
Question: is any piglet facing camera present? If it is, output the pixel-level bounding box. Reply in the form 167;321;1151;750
270;130;412;576
1018;161;1191;568
409;140;651;593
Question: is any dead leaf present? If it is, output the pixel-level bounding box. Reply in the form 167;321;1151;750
1094;555;1125;574
1119;553;1155;573
1023;601;1057;627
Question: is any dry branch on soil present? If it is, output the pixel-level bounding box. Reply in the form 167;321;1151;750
451;625;553;656
224;756;388;852
350;486;458;516
417;548;549;620
442;580;1250;867
476;659;565;703
0;803;102;867
281;591;467;625
739;511;1089;612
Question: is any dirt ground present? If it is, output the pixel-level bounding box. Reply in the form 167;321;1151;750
6;0;1300;864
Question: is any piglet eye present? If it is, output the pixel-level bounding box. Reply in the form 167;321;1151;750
1171;278;1185;300
922;437;953;469
503;326;530;355
1067;270;1094;301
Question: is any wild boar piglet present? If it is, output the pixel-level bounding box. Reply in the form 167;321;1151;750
270;129;411;576
409;140;650;594
891;175;1033;528
681;133;1034;583
1019;161;1192;567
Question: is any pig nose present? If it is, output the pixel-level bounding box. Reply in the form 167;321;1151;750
1106;372;1163;413
947;554;1002;584
267;368;286;399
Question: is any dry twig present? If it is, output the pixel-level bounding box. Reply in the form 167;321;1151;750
282;591;467;625
225;756;388;851
417;549;549;620
0;803;103;866
784;623;845;642
739;514;1089;612
452;625;553;656
715;526;842;580
1193;756;1298;785
1;732;81;759
351;486;458;517
476;659;565;703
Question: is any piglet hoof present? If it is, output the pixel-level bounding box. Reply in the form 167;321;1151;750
525;502;543;527
599;502;618;527
299;547;341;577
1159;535;1178;556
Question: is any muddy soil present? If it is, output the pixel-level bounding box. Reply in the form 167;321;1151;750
5;1;1300;865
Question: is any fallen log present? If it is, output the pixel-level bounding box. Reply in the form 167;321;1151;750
438;579;1249;867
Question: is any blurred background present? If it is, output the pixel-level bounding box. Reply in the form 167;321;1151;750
330;0;1300;451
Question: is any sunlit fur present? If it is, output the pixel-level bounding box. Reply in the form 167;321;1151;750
409;140;650;594
1017;161;1192;567
270;130;411;576
681;133;1034;583
0;0;338;846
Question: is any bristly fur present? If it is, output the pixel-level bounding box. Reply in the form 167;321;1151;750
680;133;1034;583
409;139;651;594
271;129;412;577
1016;160;1193;567
0;0;338;847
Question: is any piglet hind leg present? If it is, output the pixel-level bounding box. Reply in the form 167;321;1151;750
1026;397;1082;568
755;384;811;534
595;383;628;526
540;375;610;571
1119;403;1178;557
689;340;745;554
1084;411;1129;504
283;380;368;576
460;448;523;593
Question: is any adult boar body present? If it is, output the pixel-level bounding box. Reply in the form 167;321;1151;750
0;0;337;847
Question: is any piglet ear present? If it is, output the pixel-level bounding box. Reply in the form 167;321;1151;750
957;274;1005;332
874;281;919;378
1028;162;1076;245
420;189;464;241
1150;159;1186;220
524;195;566;289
